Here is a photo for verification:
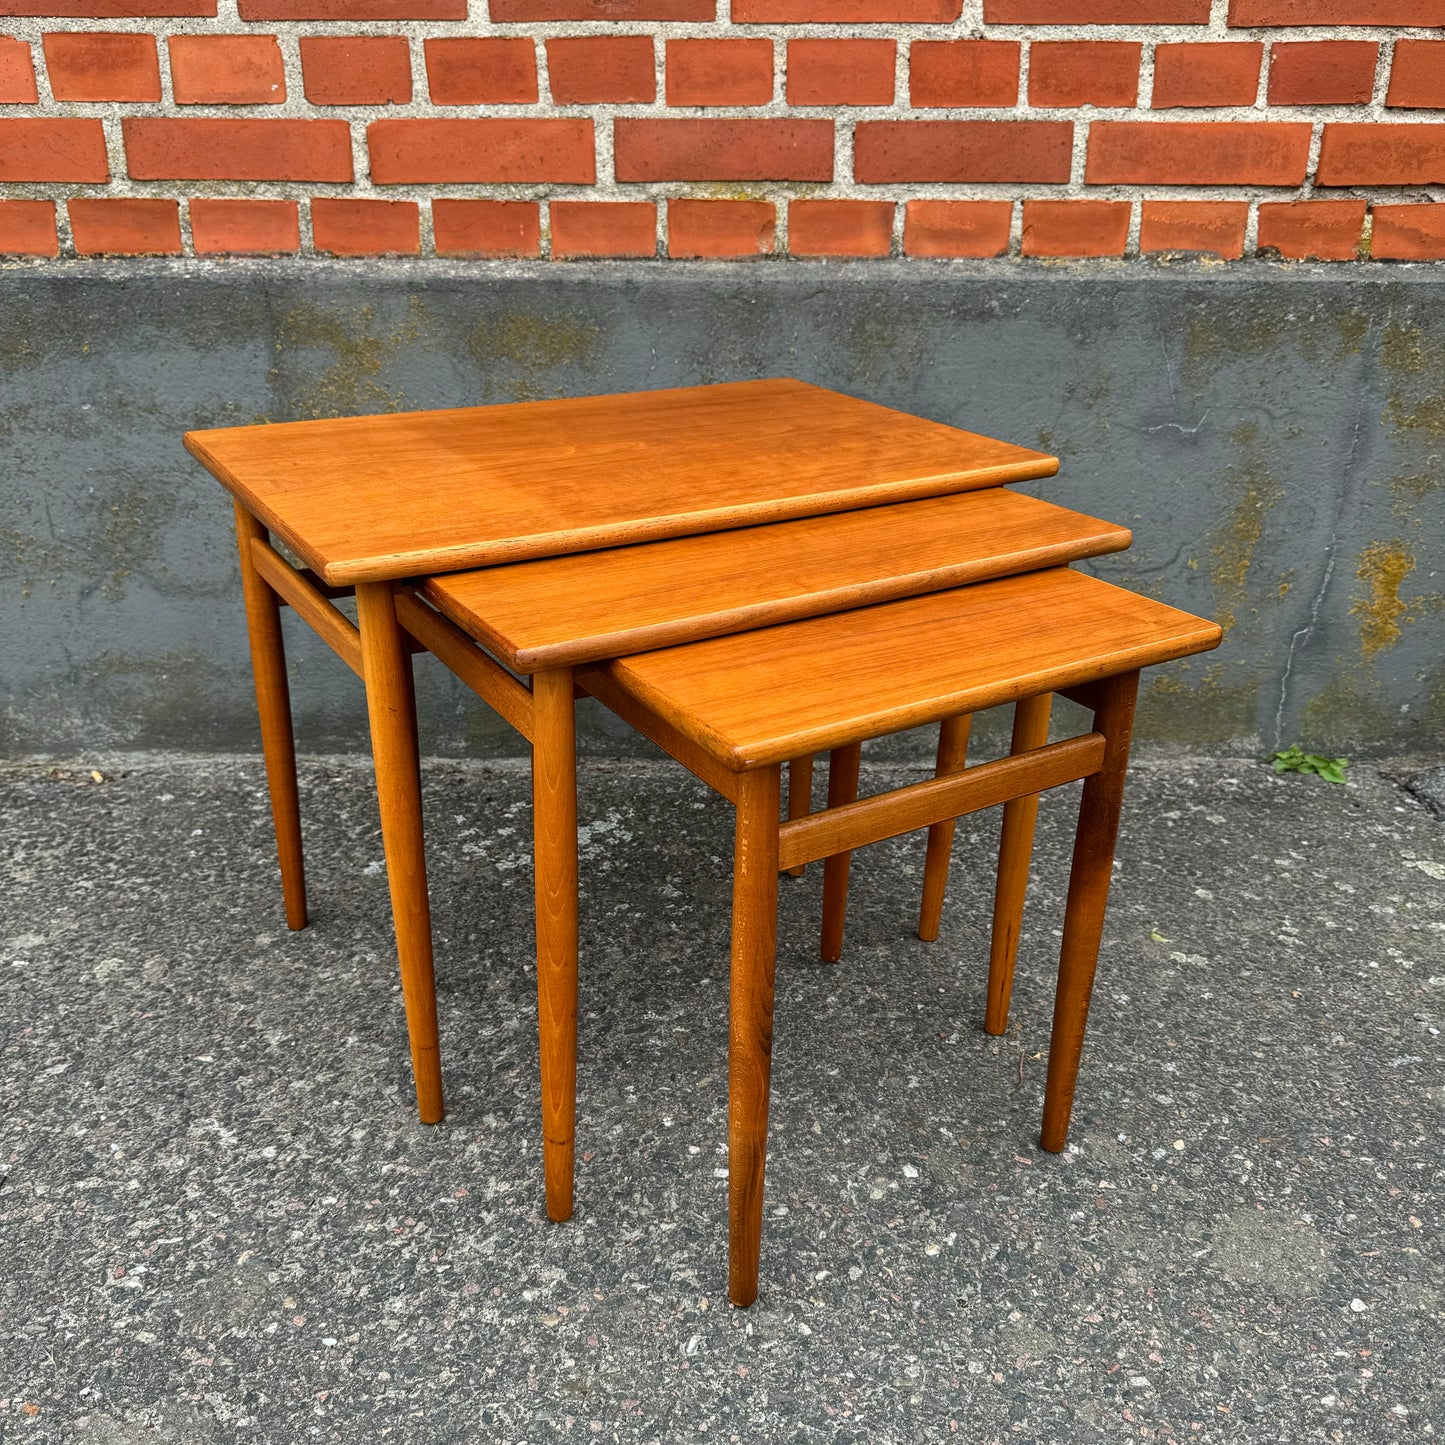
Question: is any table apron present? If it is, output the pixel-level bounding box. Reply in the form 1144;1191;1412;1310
251;537;364;679
394;590;536;744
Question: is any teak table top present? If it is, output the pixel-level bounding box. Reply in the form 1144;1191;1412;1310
422;489;1130;673
185;378;1057;586
581;568;1223;769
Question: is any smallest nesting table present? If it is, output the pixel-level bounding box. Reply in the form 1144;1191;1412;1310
578;567;1221;1305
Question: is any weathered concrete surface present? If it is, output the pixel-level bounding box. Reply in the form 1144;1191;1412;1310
1;752;1442;1442
2;258;1444;758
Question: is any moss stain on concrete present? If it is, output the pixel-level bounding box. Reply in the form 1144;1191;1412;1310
1334;310;1370;359
1390;472;1440;505
1207;422;1283;634
1381;319;1445;438
469;311;602;402
272;298;431;419
843;309;932;388
1298;677;1397;749
1351;539;1416;658
1134;661;1257;746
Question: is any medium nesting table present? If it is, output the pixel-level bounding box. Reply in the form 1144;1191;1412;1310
403;486;1129;1217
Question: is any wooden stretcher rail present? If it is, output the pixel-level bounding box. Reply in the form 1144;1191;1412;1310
394;590;536;743
251;536;363;678
777;732;1106;872
580;668;741;805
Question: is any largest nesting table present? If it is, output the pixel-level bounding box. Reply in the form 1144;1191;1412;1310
184;378;1079;1217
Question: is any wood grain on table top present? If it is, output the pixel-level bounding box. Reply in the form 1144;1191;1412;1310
422;489;1130;673
184;378;1057;586
581;569;1222;770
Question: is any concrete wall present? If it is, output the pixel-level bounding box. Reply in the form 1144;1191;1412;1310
3;257;1442;760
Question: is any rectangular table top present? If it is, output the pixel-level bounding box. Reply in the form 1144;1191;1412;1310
581;568;1223;770
185;378;1057;586
421;489;1129;674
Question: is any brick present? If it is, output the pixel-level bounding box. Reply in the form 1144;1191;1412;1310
734;0;958;18
433;199;540;257
1021;199;1129;257
0;118;106;181
1152;42;1261;108
1139;200;1247;258
68;197;181;256
169;35;285;104
43;33;160;102
0;38;37;102
0;199;57;256
614;118;832;181
302;37;411;105
190;198;299;254
1086;121;1310;184
1030;42;1140;108
0;0;212;13
667;199;774;257
551;200;656;258
444;50;539;111
1388;41;1445;109
985;0;1208;17
546;38;654;105
312;197;419;255
1257;199;1365;260
786;40;892;107
368;118;594;183
667;40;773;106
1371;204;1445;260
789;199;893;257
909;41;1019;109
424;38;535;105
124;118;352;180
903;200;1011;257
1229;1;1445;23
1268;41;1378;105
854;120;1072;183
492;0;710;18
238;0;464;17
1318;124;1445;185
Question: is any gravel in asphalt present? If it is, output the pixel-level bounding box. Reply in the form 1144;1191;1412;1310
2;749;1442;1443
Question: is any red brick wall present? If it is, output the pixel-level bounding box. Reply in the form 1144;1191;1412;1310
2;2;1443;261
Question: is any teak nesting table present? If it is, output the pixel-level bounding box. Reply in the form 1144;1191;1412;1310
185;377;1220;1308
185;378;1060;1126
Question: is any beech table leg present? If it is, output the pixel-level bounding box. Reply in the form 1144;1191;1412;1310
356;581;444;1126
819;742;862;963
985;692;1055;1035
784;755;814;877
916;713;973;942
728;765;782;1308
1040;672;1138;1153
233;503;307;931
531;667;579;1222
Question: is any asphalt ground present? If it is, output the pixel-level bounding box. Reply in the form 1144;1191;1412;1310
2;750;1442;1443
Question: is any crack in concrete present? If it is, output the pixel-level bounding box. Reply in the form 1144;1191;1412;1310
1272;335;1375;749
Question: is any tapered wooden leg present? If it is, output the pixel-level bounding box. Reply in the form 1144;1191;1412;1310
233;503;307;931
531;667;579;1222
916;713;973;942
819;742;862;962
728;765;782;1309
784;755;814;877
984;692;1055;1035
356;581;444;1126
1040;672;1138;1153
